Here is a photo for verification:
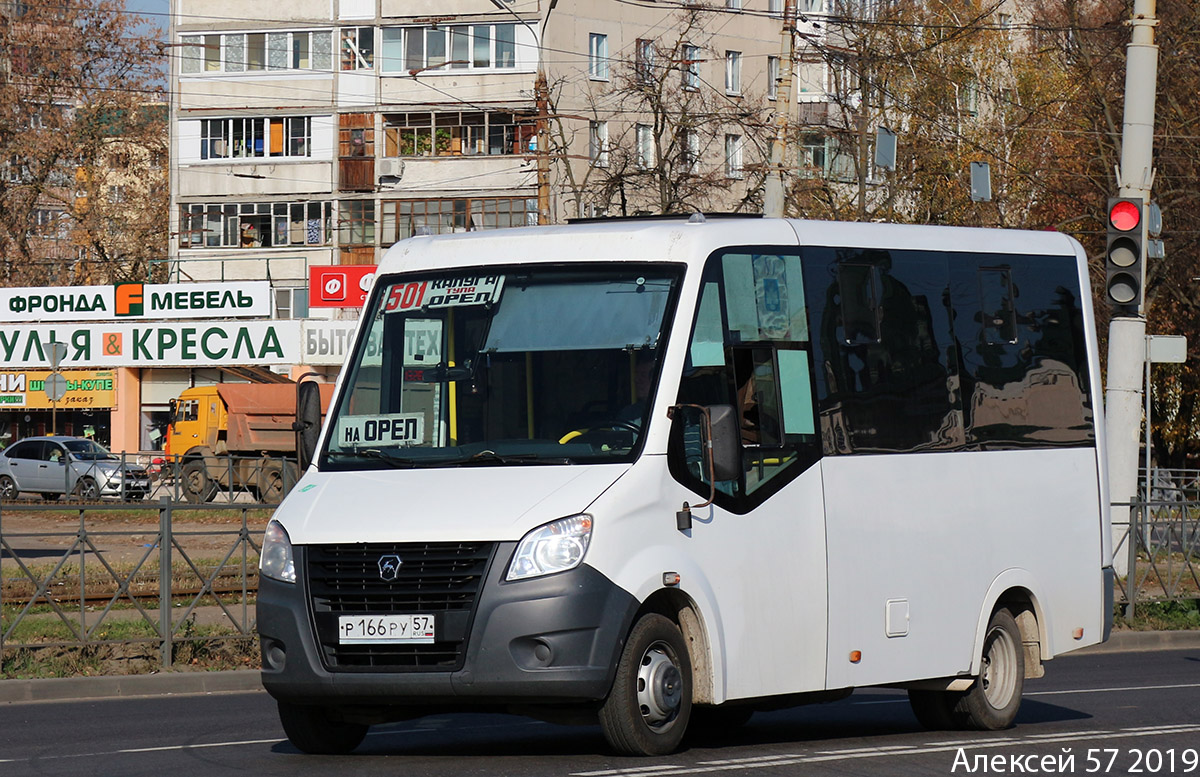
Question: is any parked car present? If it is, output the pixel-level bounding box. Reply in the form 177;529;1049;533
0;436;151;501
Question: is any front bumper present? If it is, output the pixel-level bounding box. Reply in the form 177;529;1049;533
257;541;639;712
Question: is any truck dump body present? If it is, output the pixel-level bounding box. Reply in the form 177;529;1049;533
217;383;333;453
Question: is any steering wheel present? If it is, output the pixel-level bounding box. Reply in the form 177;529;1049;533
559;420;641;445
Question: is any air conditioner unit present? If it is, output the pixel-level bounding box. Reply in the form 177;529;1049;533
378;159;405;181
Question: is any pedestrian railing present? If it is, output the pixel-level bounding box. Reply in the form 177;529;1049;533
0;499;270;673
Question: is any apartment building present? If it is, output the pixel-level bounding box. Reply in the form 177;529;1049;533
168;0;795;294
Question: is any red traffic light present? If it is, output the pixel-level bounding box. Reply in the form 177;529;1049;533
1109;200;1141;232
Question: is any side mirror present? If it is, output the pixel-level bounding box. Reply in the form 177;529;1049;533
168;398;177;423
295;377;324;471
669;403;741;531
706;405;740;483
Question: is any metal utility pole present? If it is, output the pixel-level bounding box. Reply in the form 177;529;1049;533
763;0;797;219
1106;0;1159;576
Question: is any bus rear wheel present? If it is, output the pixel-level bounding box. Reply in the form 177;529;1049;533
599;613;692;756
958;608;1024;730
907;608;1024;731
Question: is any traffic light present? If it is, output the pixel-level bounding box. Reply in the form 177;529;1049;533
1105;197;1144;315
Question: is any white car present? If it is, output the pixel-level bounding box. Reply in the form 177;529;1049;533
0;436;150;501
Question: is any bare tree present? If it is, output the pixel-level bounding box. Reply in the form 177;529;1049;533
555;5;770;218
0;0;166;286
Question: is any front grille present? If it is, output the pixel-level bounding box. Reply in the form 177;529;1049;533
306;541;496;671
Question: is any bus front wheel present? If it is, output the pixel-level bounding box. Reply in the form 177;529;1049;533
599;613;693;756
277;701;368;754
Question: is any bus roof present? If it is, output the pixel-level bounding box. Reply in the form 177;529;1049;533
376;216;1082;277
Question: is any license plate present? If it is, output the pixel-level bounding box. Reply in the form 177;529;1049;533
337;614;435;644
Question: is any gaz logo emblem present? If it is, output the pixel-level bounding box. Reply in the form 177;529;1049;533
378;555;402;582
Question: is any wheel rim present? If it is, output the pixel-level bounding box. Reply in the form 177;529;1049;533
636;640;683;729
981;624;1019;709
186;468;205;494
0;477;14;499
80;480;97;499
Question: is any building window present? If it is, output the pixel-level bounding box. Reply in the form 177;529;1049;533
383;111;535;157
635;39;656;84
724;134;743;179
381;197;536;241
199;116;312;160
380;24;518;73
726;0;742;9
682;44;700;90
341;26;374;71
107;185;127;203
769;0;783;14
589;33;609;80
636;124;654;169
799;134;855;181
589;121;608;167
339;200;375;246
725;50;741;94
180;30;334;74
274;287;310;319
963;81;980;117
681;129;700;173
768;56;779;100
179;201;333;249
31;209;68;239
998;12;1012;28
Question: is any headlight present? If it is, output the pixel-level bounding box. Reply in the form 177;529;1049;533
506;514;593;581
260;520;296;583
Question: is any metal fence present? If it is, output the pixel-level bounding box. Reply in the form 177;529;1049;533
0;499;268;671
1109;469;1200;618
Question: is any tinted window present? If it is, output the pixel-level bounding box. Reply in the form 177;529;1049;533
5;441;41;460
805;247;962;454
950;254;1093;448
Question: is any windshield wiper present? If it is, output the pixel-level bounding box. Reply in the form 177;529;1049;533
451;450;574;466
327;449;439;469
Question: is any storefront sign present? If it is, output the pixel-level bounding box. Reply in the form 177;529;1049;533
0;281;273;322
0;370;117;409
301;320;381;366
309;266;377;309
0;321;302;368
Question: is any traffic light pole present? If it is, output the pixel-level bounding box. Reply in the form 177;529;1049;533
1106;0;1159;577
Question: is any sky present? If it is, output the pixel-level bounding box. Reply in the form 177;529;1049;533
126;0;170;39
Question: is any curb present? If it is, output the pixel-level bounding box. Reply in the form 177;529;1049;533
1075;628;1200;654
0;669;263;704
2;631;1197;705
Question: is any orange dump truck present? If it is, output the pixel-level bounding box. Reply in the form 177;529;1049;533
166;383;333;502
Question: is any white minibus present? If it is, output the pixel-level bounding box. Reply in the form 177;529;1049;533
257;216;1112;755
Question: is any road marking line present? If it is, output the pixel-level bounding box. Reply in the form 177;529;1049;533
1028;681;1200;696
569;724;1200;777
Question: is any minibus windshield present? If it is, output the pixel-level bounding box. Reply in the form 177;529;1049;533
323;265;681;469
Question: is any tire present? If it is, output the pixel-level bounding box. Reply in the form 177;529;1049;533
0;475;17;501
181;459;217;504
907;608;1025;732
277;701;368;755
907;688;960;730
40;492;62;502
258;461;297;503
599;613;693;756
73;477;99;500
956;608;1025;730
